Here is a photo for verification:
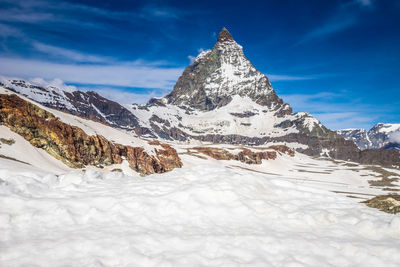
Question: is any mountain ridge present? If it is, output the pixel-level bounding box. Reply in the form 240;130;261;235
1;28;400;168
337;123;400;151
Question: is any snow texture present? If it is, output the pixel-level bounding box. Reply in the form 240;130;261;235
1;162;400;266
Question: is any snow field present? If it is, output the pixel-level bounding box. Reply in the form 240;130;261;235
1;164;400;266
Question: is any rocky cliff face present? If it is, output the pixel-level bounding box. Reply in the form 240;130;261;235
0;94;181;175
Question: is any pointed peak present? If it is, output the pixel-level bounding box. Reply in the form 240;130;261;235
217;27;234;43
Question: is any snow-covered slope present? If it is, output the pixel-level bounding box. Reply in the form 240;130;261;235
128;95;322;138
338;123;400;150
0;87;181;175
1;156;400;266
0;125;71;174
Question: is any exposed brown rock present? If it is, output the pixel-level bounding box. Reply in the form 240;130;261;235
363;195;400;214
194;147;235;161
193;145;293;164
0;94;182;175
267;145;295;157
236;148;277;164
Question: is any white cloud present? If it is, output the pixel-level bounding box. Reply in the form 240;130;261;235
267;74;315;81
0;57;183;90
389;132;400;143
356;0;373;7
92;88;161;105
32;42;109;63
298;15;357;44
188;55;196;64
280;92;381;130
296;1;372;45
139;5;182;20
313;112;374;130
29;77;77;92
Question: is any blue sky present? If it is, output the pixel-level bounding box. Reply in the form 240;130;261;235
0;0;399;130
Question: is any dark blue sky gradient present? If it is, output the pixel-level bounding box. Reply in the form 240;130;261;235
0;0;399;129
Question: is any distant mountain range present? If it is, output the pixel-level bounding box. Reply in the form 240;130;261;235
337;123;400;152
1;28;400;168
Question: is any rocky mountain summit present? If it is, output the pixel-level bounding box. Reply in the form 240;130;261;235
338;123;400;151
165;28;290;115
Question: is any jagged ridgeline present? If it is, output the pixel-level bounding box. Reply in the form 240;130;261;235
1;28;400;168
165;27;290;114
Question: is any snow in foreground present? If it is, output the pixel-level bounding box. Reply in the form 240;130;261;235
1;164;400;266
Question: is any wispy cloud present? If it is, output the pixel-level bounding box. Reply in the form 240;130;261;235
280;92;385;130
313;112;376;130
0;23;23;38
389;132;400;143
139;5;183;20
32;42;110;63
0;0;184;28
297;0;373;45
28;76;77;92
356;0;374;8
92;87;162;105
300;16;357;44
0;56;183;90
267;74;316;81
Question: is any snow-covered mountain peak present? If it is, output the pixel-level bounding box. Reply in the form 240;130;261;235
372;123;400;133
337;123;400;150
165;28;290;115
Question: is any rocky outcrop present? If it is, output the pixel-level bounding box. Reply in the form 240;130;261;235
364;195;400;214
193;145;294;164
0;94;182;175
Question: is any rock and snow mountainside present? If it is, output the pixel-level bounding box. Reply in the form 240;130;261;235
1;28;400;168
0;77;140;130
2;28;400;266
165;28;290;114
0;88;182;175
338;123;400;151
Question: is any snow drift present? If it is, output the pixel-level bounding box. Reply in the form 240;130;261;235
1;164;399;266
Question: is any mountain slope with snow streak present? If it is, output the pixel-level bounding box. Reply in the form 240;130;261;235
0;87;182;175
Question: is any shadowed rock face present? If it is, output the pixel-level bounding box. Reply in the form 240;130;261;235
0;94;182;175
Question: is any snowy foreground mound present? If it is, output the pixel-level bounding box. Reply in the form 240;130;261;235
1;165;400;266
